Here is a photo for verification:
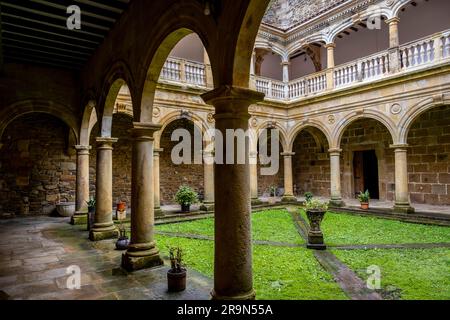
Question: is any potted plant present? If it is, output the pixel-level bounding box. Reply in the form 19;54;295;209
305;198;328;250
268;185;277;204
167;247;187;292
174;186;198;213
304;192;314;203
116;201;127;220
86;197;96;231
357;190;370;210
115;221;130;251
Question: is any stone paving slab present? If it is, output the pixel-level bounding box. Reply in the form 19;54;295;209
0;217;212;300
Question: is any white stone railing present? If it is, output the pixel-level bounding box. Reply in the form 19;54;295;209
159;29;450;101
287;70;327;99
256;76;286;100
160;57;207;86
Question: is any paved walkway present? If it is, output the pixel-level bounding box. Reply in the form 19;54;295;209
0;217;212;300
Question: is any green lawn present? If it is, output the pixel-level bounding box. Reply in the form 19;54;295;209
299;210;450;245
154;208;450;300
333;248;450;300
157;209;303;244
156;235;347;300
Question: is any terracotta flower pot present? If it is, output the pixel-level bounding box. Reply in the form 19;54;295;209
167;269;187;292
117;202;126;211
360;202;369;210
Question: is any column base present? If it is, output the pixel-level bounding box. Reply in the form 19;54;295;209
89;224;119;241
251;198;262;206
121;246;163;272
329;199;345;208
211;289;256;300
200;202;214;212
281;196;297;203
393;204;415;214
71;212;87;225
154;207;164;218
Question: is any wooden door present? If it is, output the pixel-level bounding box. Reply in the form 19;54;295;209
353;151;365;197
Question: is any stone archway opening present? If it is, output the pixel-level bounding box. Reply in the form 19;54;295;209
292;127;330;199
159;118;204;206
339;118;394;201
406;104;450;206
0;113;76;217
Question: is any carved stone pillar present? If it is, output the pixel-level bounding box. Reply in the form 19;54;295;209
325;43;336;90
392;145;415;213
71;145;91;225
122;123;164;271
153;148;164;217
201;151;215;211
90;138;119;241
201;86;264;300
281;152;296;202
329;148;345;207
387;17;401;72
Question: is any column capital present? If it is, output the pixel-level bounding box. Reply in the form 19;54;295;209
281;61;291;66
132;122;162;141
96;137;118;149
386;17;400;24
390;144;409;151
281;152;295;157
329;148;342;155
325;43;336;49
201;86;265;117
74;145;92;151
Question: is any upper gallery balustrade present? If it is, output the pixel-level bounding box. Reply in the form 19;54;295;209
159;29;450;102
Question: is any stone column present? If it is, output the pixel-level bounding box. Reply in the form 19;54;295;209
122;123;164;271
329;148;345;207
281;152;296;202
201;86;264;300
325;43;336;90
387;17;401;72
153;148;164;217
392;145;415;213
201;151;215;211
71;145;92;225
249;151;261;205
90;138;119;241
281;60;290;99
387;17;400;48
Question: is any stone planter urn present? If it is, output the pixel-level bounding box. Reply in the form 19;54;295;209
56;202;76;217
306;209;327;250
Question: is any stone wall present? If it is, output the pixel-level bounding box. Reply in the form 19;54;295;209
0;114;76;216
160;119;204;205
292;129;330;197
407;105;450;205
89;113;133;207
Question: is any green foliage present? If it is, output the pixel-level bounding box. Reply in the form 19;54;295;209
357;190;370;203
174;185;199;206
300;210;450;245
157;209;304;244
169;247;185;272
269;185;277;197
86;197;96;209
304;192;314;202
305;198;329;211
333;248;450;300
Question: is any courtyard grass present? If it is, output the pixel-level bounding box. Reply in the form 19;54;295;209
156;235;347;300
299;209;450;246
157;209;303;244
332;248;450;300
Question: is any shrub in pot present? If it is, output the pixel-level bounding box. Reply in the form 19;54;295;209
86;197;96;231
357;190;370;210
304;192;314;204
174;186;198;213
167;247;187;292
268;185;277;204
305;198;328;250
115;221;130;251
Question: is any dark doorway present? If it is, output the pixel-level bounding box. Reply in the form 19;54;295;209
353;150;379;199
